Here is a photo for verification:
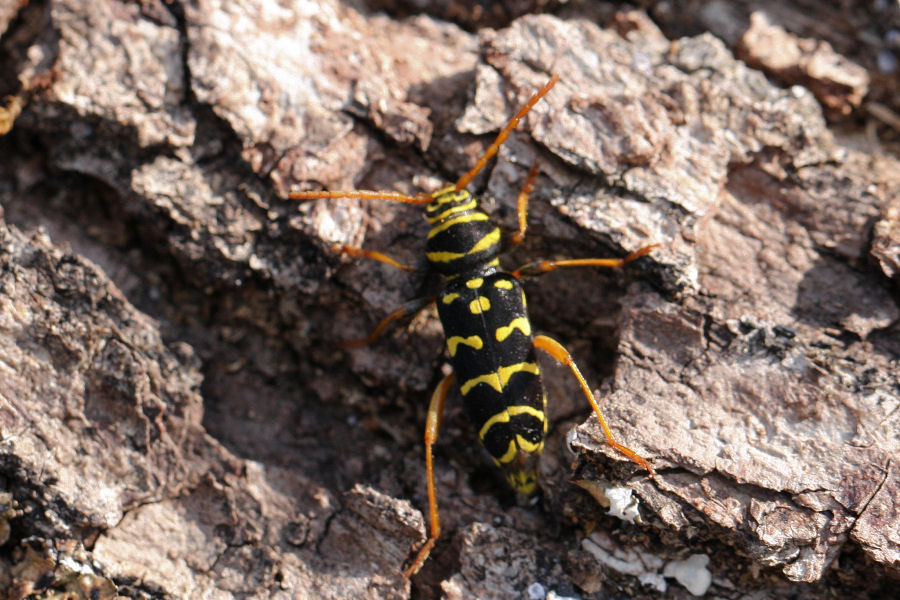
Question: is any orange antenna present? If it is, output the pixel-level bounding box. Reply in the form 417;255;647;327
288;189;432;205
454;73;559;193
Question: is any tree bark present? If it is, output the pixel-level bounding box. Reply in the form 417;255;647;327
0;1;897;598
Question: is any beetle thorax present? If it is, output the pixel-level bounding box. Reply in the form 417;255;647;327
424;186;501;275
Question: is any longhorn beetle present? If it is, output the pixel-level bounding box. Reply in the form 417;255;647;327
290;74;656;577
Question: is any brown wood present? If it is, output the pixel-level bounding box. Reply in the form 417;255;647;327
0;1;897;598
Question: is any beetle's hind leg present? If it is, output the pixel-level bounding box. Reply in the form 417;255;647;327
533;335;654;475
403;373;455;579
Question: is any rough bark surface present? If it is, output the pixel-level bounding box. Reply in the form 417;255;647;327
0;1;898;599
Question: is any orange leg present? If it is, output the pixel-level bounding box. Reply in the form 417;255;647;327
511;244;659;279
288;189;432;205
329;243;417;273
339;296;435;349
533;335;654;475
510;163;541;246
403;373;455;579
454;74;559;192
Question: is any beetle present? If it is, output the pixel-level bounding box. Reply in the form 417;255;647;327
290;73;656;577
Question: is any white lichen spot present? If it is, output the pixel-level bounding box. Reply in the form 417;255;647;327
663;553;712;596
248;253;264;271
526;582;546;600
637;549;665;571
59;554;93;575
582;532;713;595
547;592;581;600
638;571;667;593
582;535;647;576
572;480;642;524
605;486;641;523
582;534;668;593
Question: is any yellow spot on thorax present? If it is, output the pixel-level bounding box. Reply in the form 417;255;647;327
494;279;514;290
495;317;531;341
442;293;459;304
469;296;491;314
466;278;483;288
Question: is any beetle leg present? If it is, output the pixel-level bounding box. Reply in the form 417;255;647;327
403;372;456;579
533;335;654;475
511;244;658;279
